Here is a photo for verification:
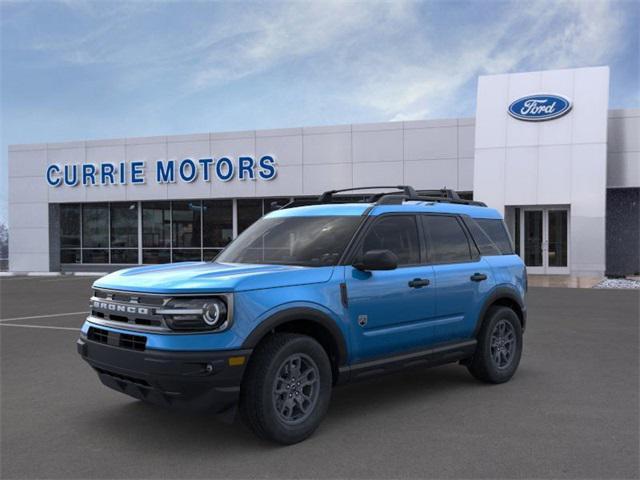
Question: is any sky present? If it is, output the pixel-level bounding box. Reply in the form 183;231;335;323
1;0;638;225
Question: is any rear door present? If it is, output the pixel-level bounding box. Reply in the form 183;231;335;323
345;214;436;362
421;214;494;343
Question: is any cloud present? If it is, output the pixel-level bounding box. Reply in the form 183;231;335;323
348;0;626;121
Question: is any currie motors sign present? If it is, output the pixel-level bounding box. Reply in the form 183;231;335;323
508;94;572;122
46;155;277;187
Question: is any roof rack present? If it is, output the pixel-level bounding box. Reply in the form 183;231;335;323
318;185;417;203
277;185;486;210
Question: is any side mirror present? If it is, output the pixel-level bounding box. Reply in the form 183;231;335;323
353;249;398;271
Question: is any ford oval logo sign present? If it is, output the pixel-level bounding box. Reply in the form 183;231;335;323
508;94;572;121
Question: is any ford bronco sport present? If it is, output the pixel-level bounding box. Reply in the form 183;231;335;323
78;186;527;444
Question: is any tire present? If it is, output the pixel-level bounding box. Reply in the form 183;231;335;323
467;306;523;384
239;333;332;444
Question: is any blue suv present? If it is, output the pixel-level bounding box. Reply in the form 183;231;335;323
78;186;527;444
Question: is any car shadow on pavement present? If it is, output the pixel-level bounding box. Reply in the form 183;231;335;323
82;363;490;451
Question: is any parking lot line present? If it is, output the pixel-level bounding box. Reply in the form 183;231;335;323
0;311;87;323
0;323;79;331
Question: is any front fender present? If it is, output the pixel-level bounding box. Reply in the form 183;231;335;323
240;302;349;366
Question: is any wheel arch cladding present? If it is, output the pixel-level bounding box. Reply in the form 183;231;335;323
475;287;526;335
241;307;348;382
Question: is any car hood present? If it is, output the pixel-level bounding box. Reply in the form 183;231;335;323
93;262;335;294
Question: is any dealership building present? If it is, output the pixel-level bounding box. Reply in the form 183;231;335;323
7;66;640;277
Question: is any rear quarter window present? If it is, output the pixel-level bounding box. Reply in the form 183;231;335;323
467;218;514;255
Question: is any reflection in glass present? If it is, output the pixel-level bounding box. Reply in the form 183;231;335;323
524;210;543;267
143;202;171;248
172;201;202;248
203;200;233;248
82;204;109;248
264;197;291;213
548;210;568;267
143;249;170;264
203;249;222;261
60;249;81;263
172;249;202;262
111;203;138;248
237;199;263;234
83;249;109;263
111;249;138;264
60;204;81;248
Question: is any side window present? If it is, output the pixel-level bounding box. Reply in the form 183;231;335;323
359;216;420;266
475;218;514;254
422;215;473;263
465;218;502;256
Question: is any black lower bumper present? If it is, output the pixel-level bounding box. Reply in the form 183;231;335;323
77;337;251;412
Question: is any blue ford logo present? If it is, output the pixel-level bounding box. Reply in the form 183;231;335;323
508;94;572;121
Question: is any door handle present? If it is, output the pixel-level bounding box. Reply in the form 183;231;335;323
470;273;488;282
408;278;430;288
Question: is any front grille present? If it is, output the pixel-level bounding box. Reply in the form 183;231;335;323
90;288;169;332
94;289;165;306
87;326;147;351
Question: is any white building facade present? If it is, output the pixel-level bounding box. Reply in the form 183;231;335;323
8;66;640;276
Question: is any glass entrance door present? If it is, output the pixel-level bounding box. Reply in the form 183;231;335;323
518;208;569;274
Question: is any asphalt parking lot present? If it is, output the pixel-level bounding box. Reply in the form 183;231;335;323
1;276;638;479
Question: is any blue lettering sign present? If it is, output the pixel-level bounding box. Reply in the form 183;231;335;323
238;156;255;180
46;164;61;187
198;158;213;182
215;157;234;182
130;161;145;184
179;159;197;182
258;156;277;180
64;164;78;186
101;163;115;185
156;160;175;183
46;155;277;187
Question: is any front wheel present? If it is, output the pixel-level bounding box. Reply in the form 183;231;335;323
240;333;332;444
467;306;523;384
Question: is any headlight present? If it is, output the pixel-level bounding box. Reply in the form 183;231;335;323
157;296;231;332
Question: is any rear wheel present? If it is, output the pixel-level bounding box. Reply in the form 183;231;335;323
240;333;332;444
467;306;522;384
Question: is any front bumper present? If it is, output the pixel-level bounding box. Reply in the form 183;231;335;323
77;335;251;412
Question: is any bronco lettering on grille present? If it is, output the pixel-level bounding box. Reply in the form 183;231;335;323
92;300;149;315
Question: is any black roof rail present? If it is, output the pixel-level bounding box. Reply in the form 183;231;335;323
377;195;486;207
318;185;417;203
278;185;486;209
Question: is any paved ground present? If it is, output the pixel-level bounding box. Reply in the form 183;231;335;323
1;276;638;479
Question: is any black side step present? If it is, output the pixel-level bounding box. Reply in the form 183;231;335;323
337;339;477;384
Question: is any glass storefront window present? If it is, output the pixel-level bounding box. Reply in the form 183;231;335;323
237;199;263;234
58;198;309;266
172;201;202;249
83;249;109;264
60;204;81;248
203;249;222;261
111;203;138;248
264;197;291;213
82;204;109;248
111;249;138;264
172;249;202;262
203;200;233;248
143;249;170;264
60;204;81;263
143;202;171;248
60;249;81;264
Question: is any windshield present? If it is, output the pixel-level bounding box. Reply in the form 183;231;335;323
216;216;361;267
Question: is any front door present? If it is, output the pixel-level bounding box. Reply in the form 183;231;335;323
344;214;436;362
519;208;569;274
